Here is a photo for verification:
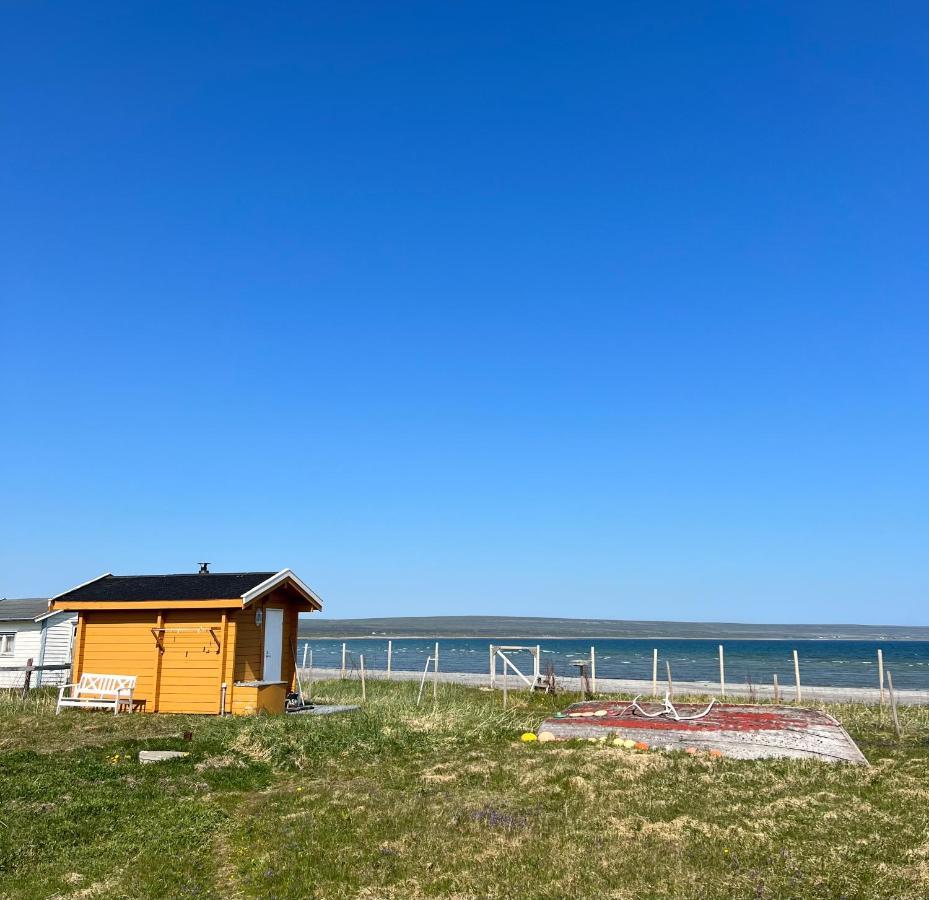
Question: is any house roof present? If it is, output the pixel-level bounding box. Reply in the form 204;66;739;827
49;569;323;611
0;598;49;622
52;572;278;604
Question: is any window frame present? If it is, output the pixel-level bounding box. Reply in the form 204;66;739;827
0;632;15;656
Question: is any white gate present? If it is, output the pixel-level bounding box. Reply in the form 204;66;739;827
489;644;542;690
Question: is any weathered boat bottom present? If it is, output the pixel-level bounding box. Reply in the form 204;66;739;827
537;701;868;764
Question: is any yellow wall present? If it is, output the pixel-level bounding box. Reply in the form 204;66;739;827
156;608;229;714
77;609;159;707
230;682;287;716
77;608;231;714
230;588;299;689
232;606;262;683
72;590;305;715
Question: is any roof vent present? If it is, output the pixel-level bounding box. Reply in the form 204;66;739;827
198;562;211;574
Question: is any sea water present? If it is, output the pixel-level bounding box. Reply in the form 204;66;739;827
295;637;929;690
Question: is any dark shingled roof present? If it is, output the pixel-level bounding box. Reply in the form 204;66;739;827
0;598;49;621
54;573;277;604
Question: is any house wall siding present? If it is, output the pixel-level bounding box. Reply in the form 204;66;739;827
36;612;76;686
0;622;41;688
78;610;160;707
231;588;298;688
154;608;227;714
76;608;233;713
62;587;309;714
232;605;262;683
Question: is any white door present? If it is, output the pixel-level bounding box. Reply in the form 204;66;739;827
263;608;283;682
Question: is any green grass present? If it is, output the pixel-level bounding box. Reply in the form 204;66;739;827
2;683;929;899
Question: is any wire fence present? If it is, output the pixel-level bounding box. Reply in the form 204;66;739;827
0;662;70;695
4;641;921;706
296;639;929;706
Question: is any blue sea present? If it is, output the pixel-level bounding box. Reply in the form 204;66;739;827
296;637;929;690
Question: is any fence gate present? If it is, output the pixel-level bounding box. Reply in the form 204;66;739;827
489;645;543;690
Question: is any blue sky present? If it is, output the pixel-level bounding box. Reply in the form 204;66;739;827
2;3;927;624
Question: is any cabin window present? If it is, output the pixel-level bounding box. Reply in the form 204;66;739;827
0;633;14;656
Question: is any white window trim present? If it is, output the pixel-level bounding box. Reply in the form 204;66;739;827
0;632;15;656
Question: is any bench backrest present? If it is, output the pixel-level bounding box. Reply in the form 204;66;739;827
77;673;137;696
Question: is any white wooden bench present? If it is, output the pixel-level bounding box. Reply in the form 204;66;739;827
56;673;137;715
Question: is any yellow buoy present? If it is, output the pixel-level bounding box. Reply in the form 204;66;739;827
521;732;538;742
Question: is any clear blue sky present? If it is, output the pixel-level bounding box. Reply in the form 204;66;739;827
2;3;927;624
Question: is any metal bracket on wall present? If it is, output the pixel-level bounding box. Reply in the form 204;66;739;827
151;627;221;653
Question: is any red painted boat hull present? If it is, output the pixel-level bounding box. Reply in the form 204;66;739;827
537;701;867;764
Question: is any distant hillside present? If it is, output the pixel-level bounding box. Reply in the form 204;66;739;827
298;615;929;641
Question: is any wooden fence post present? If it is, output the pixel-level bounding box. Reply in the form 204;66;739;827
360;655;366;702
21;658;34;699
877;649;884;706
341;643;347;680
666;661;673;702
793;650;801;702
590;646;597;694
773;673;779;703
307;650;313;702
886;670;901;739
387;640;392;680
719;644;726;698
652;648;658;697
433;641;439;701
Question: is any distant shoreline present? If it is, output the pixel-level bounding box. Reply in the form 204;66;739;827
297;615;929;643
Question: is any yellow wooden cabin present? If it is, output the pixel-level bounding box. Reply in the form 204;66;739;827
48;566;322;715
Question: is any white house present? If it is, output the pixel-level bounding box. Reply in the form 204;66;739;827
0;598;77;688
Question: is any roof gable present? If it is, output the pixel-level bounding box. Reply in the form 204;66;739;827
242;569;322;610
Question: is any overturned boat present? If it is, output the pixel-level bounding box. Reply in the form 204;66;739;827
537;699;867;764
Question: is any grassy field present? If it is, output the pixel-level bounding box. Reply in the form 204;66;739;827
2;683;929;899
